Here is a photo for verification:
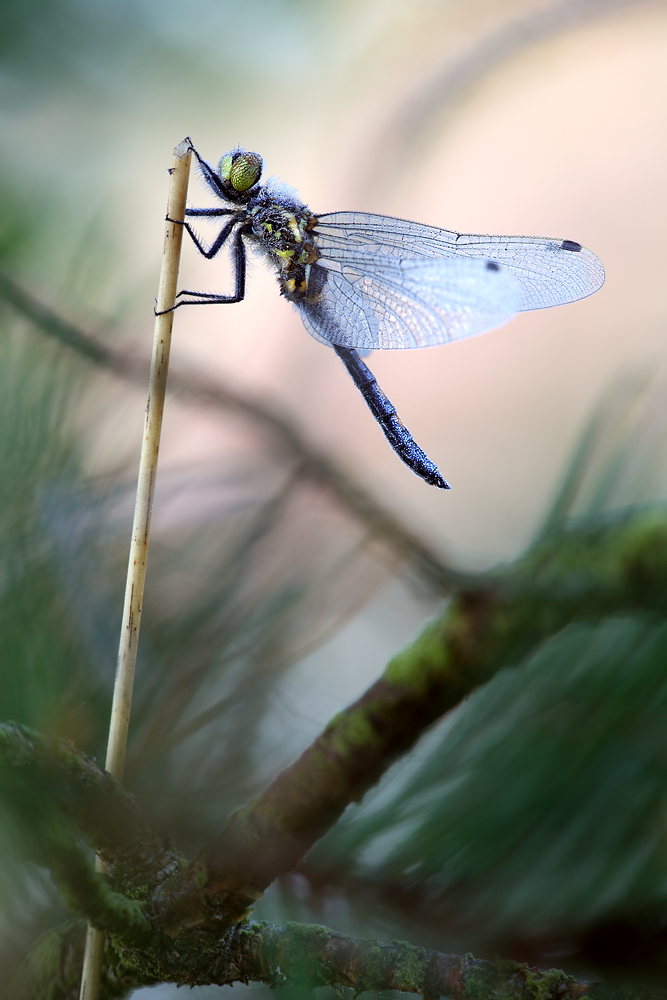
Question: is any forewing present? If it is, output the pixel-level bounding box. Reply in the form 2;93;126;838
314;212;605;313
298;255;522;350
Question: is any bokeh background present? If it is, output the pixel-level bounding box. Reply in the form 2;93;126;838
1;0;667;996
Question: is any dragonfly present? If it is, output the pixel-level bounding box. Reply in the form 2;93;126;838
165;141;605;489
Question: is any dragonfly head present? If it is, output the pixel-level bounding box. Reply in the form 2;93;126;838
217;149;263;201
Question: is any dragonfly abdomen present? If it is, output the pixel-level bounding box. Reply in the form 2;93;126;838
333;345;450;490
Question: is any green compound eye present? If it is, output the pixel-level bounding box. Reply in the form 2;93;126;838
218;152;234;182
230;152;262;191
218;150;263;192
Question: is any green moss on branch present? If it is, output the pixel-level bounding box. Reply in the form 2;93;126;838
14;917;667;1000
155;510;667;935
0;721;183;897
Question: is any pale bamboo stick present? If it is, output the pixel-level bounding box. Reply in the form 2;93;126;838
78;137;192;1000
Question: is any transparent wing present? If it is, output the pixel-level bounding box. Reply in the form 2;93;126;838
298;255;523;351
313;211;605;313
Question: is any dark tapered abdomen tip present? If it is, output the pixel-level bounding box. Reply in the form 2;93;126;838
561;239;582;252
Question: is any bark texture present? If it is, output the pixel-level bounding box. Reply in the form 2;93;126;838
8;919;603;1000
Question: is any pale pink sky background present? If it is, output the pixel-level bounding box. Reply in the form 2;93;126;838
108;0;667;571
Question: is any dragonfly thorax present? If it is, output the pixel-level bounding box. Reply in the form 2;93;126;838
245;194;320;302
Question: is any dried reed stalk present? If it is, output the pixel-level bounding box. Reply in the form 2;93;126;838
78;137;192;1000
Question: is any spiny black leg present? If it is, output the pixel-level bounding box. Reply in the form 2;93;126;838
188;142;228;200
185;207;236;218
156;229;247;313
168;214;237;260
333;345;451;490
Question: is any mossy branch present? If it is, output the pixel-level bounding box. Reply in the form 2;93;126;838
154;508;667;934
0;721;183;896
14;918;659;1000
230;922;595;1000
3;792;157;951
42;825;156;950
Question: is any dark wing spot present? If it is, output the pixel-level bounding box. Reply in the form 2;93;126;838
485;260;500;271
561;239;582;252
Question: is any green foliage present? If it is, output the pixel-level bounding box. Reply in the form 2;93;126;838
0;321;91;974
0;306;392;984
314;614;667;937
286;381;667;960
0;324;90;733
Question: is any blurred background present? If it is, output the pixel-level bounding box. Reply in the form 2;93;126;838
1;0;667;996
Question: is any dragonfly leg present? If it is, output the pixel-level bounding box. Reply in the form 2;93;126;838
167;214;237;260
333;345;451;490
187;141;228;200
156;228;247;313
184;207;236;218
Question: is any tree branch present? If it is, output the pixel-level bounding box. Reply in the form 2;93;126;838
0;722;183;896
153;508;667;934
9;918;629;1000
226;921;596;999
33;819;156;949
6;512;667;948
